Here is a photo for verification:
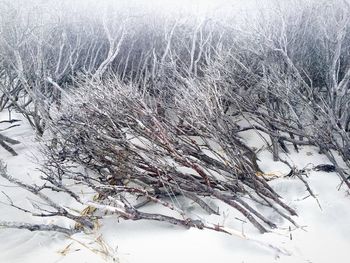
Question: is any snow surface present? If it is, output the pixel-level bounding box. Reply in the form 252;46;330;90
0;110;349;263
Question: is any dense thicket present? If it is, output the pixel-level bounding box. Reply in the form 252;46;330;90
1;0;350;235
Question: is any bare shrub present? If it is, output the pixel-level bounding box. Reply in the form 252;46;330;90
34;76;297;234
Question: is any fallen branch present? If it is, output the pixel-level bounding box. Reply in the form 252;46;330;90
0;221;76;235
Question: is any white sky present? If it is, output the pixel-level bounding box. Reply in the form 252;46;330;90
52;0;259;16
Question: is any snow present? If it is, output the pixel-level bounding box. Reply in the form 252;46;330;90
1;110;349;263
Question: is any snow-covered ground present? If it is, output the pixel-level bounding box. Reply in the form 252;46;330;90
0;111;349;263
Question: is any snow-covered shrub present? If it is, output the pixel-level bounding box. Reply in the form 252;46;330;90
35;76;298;234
